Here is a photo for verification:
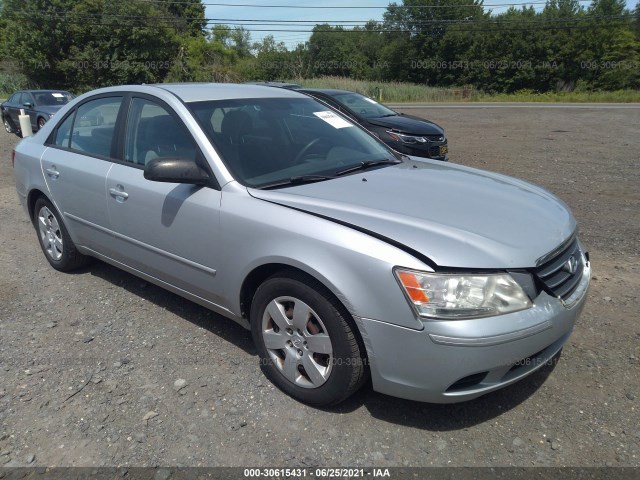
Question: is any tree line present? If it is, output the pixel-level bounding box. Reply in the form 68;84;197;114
0;0;638;94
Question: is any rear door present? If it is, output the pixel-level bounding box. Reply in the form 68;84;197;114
105;95;225;305
41;95;124;254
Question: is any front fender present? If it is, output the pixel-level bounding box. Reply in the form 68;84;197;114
219;184;430;331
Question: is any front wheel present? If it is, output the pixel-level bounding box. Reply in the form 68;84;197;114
37;117;46;130
3;116;14;133
33;197;90;271
251;272;368;406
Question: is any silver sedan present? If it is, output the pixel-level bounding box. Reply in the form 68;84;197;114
12;84;590;406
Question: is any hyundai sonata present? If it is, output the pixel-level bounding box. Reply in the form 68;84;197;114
13;84;590;406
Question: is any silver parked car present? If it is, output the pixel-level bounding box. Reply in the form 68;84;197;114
13;84;591;406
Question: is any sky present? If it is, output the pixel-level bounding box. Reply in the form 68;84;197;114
204;0;638;50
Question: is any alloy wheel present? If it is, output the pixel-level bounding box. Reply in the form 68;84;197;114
261;296;333;388
38;206;63;261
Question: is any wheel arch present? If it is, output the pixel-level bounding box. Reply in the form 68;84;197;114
240;261;370;371
240;262;347;322
27;188;49;223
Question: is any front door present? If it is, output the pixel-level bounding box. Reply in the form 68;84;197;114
105;96;224;305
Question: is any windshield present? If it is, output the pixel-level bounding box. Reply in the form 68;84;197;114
331;92;397;119
34;91;73;106
189;97;398;188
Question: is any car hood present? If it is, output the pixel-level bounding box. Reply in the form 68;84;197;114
366;114;444;136
248;159;575;269
37;105;65;115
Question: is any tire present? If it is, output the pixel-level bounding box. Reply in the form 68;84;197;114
250;272;368;406
3;116;13;133
33;197;90;271
37;117;46;130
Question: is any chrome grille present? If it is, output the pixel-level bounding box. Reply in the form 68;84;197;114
534;238;584;300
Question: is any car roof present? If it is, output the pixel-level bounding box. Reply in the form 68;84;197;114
23;90;71;94
79;83;306;103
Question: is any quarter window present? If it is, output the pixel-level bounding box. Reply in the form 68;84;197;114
69;96;122;158
53;112;75;148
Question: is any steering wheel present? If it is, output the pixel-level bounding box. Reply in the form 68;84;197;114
293;138;326;164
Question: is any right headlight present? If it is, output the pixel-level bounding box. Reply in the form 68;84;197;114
386;130;427;144
395;268;533;320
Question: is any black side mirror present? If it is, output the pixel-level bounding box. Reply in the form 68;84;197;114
23;102;33;108
144;158;210;185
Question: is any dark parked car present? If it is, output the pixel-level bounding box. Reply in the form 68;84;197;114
244;81;302;90
300;89;448;161
2;90;74;136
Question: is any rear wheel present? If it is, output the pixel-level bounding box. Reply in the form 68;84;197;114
33;197;90;271
37;117;46;130
251;272;367;406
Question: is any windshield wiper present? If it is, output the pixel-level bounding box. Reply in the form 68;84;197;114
257;174;336;190
335;159;402;176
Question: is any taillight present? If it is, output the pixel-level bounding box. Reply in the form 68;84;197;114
11;149;15;168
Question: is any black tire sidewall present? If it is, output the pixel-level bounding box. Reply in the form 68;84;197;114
251;275;361;406
3;116;13;133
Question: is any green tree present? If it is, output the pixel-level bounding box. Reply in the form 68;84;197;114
166;25;240;83
160;0;206;37
0;0;202;91
65;0;180;90
577;0;638;89
308;25;354;77
383;0;486;84
248;35;290;80
230;26;253;58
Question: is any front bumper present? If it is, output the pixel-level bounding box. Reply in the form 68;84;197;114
356;259;590;403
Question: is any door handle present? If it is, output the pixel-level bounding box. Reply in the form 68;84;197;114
109;186;129;201
45;166;60;178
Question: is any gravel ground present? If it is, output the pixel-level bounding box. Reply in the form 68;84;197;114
0;105;639;468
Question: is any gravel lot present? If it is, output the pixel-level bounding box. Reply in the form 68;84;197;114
0;104;639;468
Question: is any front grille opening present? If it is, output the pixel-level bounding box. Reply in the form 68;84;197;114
424;134;444;142
534;238;584;300
507;348;546;374
446;372;488;392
